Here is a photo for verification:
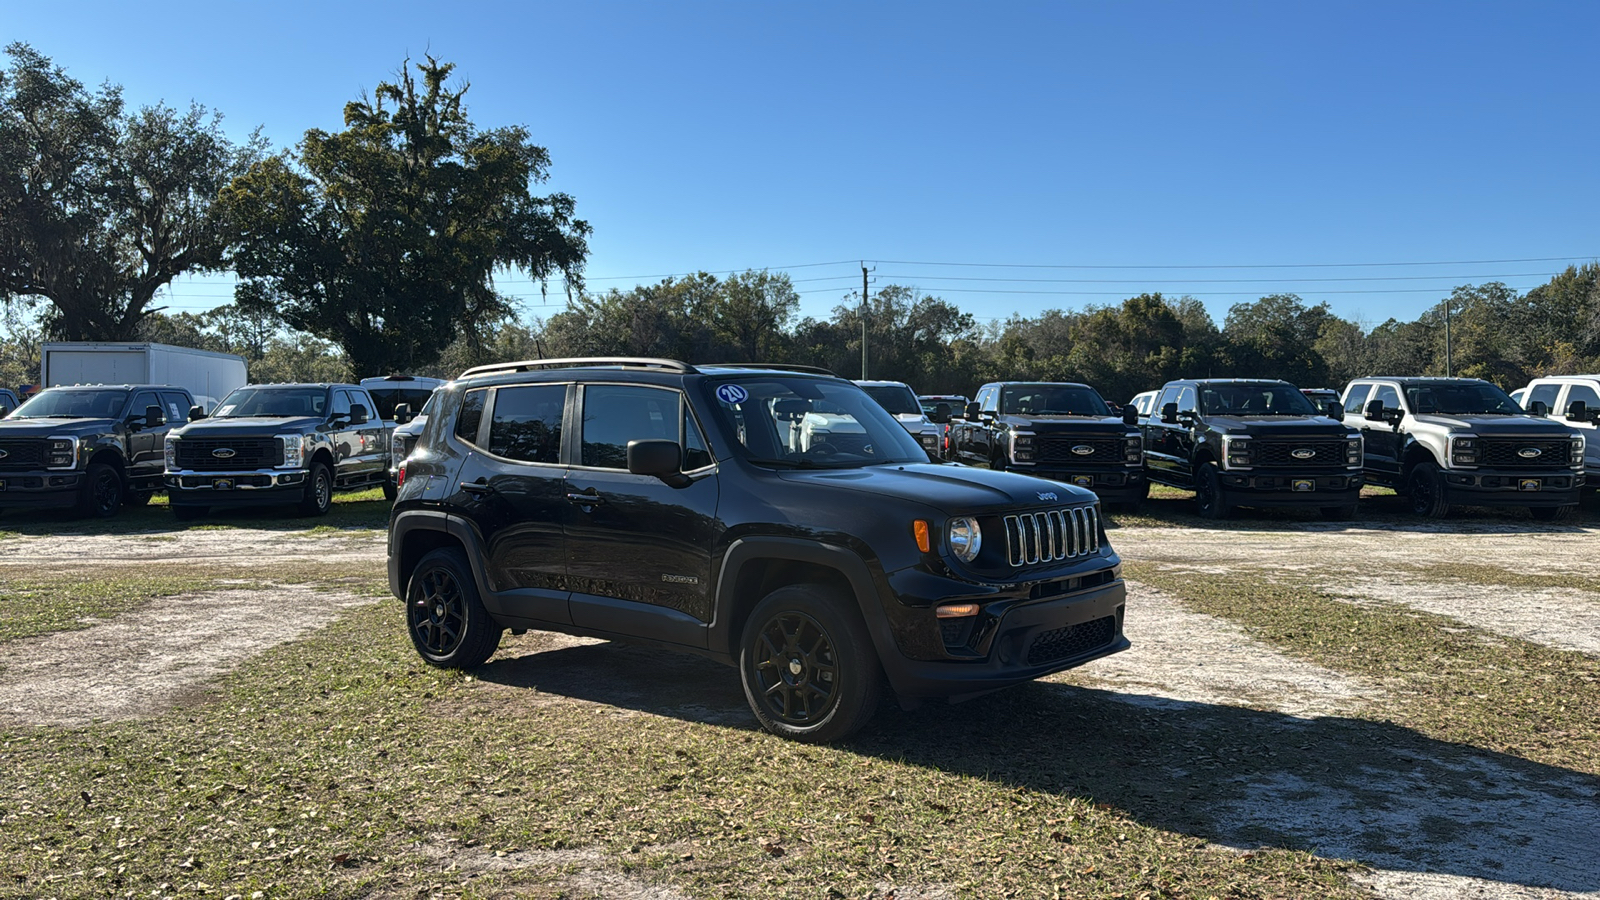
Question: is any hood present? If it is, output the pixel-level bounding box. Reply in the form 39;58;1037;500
1406;414;1578;436
393;415;428;438
1205;416;1353;436
0;417;119;438
893;412;937;434
1000;414;1130;434
175;416;324;437
803;412;866;434
776;463;1095;514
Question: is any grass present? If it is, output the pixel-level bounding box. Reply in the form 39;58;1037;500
0;573;253;643
0;488;390;540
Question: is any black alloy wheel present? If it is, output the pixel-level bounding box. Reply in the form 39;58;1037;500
77;463;123;518
739;584;881;743
750;610;840;726
406;548;501;668
1195;462;1230;520
1406;461;1451;518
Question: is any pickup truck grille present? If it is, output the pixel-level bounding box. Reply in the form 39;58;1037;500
1003;505;1100;567
1253;440;1348;467
0;439;45;470
175;437;282;470
1480;439;1573;469
1036;437;1121;464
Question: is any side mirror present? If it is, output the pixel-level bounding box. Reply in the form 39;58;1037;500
1122;404;1140;426
145;405;164;429
1364;399;1385;422
394;402;413;425
963;402;980;421
1326;401;1345;421
1383;407;1404;425
0;405;9;418
349;404;369;425
1160;402;1179;425
188;405;206;422
932;402;951;424
627;439;689;487
1529;400;1549;417
1568;400;1589;422
1177;409;1198;426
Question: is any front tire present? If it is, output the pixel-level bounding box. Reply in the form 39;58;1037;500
406;547;502;668
1405;461;1451;518
739;584;881;743
297;462;333;517
1530;505;1574;522
76;463;123;518
1195;462;1231;520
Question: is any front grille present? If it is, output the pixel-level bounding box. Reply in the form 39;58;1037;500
1480;439;1573;469
1027;615;1117;665
1002;506;1100;567
0;439;45;470
175;437;282;471
1252;440;1348;467
1036;437;1121;464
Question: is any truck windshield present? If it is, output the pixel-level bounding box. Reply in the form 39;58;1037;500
706;377;927;468
1200;384;1318;416
1000;385;1110;416
861;384;921;416
8;389;129;419
213;387;329;418
1404;383;1522;415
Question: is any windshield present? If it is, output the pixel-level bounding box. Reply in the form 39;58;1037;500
1199;384;1319;416
213;387;329;418
9;389;129;419
366;387;435;421
861;384;922;416
1000;385;1110;417
705;376;928;468
1404;382;1522;415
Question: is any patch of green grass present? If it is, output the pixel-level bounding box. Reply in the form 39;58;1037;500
0;573;253;642
0;488;390;538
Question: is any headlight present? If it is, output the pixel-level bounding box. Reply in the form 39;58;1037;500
1449;435;1478;468
1346;436;1362;467
164;436;178;470
1011;432;1034;462
1574;437;1586;467
947;516;982;563
392;435;411;467
920;431;939;451
45;436;77;469
278;433;306;469
1124;435;1142;465
1222;435;1251;470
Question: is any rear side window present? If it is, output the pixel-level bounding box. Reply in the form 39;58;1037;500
582;384;679;469
455;389;486;444
489;384;566;464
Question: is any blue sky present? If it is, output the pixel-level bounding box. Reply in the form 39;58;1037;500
7;1;1598;330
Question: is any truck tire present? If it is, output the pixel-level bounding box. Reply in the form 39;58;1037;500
1405;461;1451;518
406;547;502;668
739;583;882;743
123;486;153;507
1195;462;1231;520
1530;505;1574;522
298;463;333;517
76;463;123;519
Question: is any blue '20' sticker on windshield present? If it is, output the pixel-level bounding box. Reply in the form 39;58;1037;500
716;384;749;404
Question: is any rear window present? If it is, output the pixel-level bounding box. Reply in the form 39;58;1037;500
488;384;566;464
367;387;436;421
455;389;486;443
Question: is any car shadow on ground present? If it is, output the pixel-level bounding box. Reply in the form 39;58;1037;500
475;640;1600;896
1109;487;1599;535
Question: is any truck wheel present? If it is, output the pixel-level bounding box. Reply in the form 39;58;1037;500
739;584;881;743
1530;505;1574;522
1320;504;1358;521
1405;461;1451;518
406;547;501;668
1195;462;1231;520
382;479;398;501
298;463;333;517
123;488;153;507
76;463;123;518
172;505;207;522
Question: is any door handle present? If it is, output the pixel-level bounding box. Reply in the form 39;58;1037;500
566;490;606;505
459;479;493;495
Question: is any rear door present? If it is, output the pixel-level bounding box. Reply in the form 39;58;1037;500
563;383;720;648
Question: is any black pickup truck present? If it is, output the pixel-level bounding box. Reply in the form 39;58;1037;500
1143;378;1365;519
164;383;390;519
0;384;194;517
947;381;1146;508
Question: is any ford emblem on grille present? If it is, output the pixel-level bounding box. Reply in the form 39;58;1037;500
0;449;8;460
1518;447;1542;458
1071;444;1094;456
212;448;236;459
1037;491;1058;501
1291;448;1316;459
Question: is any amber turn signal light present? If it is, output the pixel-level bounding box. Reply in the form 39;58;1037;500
935;602;980;618
913;519;931;553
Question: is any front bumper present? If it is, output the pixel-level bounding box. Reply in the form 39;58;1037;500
1013;466;1145;501
1218;470;1363;508
1439;468;1583;507
165;468;308;507
0;470;84;509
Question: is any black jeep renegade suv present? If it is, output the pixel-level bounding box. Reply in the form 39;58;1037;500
388;358;1129;742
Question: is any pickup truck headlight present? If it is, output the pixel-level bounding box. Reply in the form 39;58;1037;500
1574;437;1586;468
278;433;306;469
919;431;939;452
1222;435;1251;470
1346;436;1362;467
947;516;982;562
45;436;77;469
1449;436;1478;468
392;435;411;468
1010;432;1034;462
1124;435;1142;465
164;436;178;470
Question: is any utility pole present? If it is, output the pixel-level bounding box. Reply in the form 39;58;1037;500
861;264;869;380
1444;298;1452;377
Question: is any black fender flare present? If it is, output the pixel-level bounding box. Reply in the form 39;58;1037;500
388;509;498;607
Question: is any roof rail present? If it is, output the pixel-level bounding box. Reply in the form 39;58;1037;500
700;362;838;376
459;357;697;378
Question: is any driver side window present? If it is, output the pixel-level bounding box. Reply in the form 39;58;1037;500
1373;385;1401;411
1343;384;1372;415
329;390;351;419
1176;387;1197;415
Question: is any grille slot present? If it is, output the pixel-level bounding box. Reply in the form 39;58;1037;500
1003;506;1100;567
1027;615;1118;665
0;439;45;470
1252;440;1348;467
175;437;282;470
1480;439;1572;469
1035;437;1120;464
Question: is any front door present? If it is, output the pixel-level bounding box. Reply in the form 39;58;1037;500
124;390;169;489
1360;384;1405;483
563;383;720;648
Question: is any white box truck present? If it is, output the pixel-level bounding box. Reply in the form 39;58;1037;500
40;342;248;413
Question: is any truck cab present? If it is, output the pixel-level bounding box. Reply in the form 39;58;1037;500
1515;375;1600;483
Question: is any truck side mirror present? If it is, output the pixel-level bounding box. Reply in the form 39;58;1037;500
350;404;369;425
1364;399;1385;422
393;402;413;425
0;405;9;418
146;405;164;429
1326;401;1345;421
1383;407;1404;425
189;405;206;422
1528;400;1549;417
627;439;689;487
932;402;951;424
963;402;980;420
1160;402;1179;424
1122;404;1140;426
1568;400;1590;422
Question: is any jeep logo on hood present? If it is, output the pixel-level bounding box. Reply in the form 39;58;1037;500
1070;445;1095;456
1291;448;1317;459
212;448;236;459
1518;447;1542;459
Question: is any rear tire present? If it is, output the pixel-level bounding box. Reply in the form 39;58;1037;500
406;547;501;668
298;463;333;517
1530;505;1574;522
1195;462;1231;520
76;463;123;518
1405;461;1451;518
739;584;881;743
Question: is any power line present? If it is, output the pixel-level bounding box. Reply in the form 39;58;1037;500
865;254;1597;270
871;271;1565;285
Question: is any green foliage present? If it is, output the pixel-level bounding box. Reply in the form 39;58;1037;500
0;43;263;340
221;55;589;377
